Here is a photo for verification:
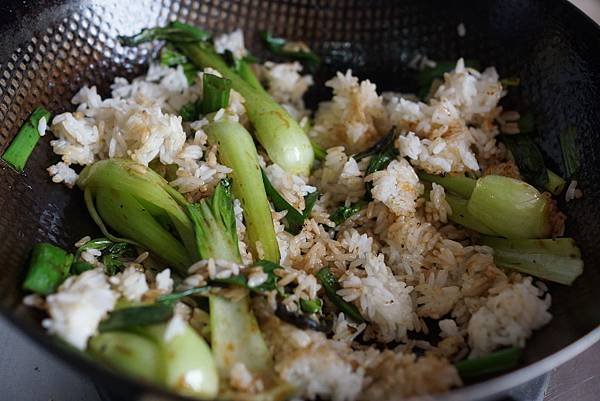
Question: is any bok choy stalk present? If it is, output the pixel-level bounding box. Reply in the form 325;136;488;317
479;236;583;285
120;22;314;176
178;41;314;176
201;80;280;261
188;181;292;399
468;175;551;239
77;159;197;272
422;173;553;239
88;331;163;382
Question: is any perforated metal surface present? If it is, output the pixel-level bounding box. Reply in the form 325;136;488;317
0;1;599;400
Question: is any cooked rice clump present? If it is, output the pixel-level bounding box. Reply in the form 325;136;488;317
38;49;556;401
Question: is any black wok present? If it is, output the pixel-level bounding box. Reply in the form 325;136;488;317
0;1;598;400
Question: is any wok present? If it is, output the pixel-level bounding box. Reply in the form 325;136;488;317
0;0;598;400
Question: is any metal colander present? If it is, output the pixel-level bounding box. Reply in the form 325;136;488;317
0;1;599;400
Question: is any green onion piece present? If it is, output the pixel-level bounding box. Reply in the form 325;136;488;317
234;58;267;94
88;331;162;382
443;193;498;235
316;267;364;323
455;347;522;381
545;169;566;195
160;45;188;66
467;175;551;239
2;107;51;173
518;112;535;134
480;236;583;285
99;304;174;332
160;46;198;85
187;180;241;262
500;134;548;188
179;99;202;121
559;127;580;178
101;242;136;276
354;129;399;199
210;274;248;288
500;77;521;87
204;119;280;262
300;298;323;314
330;200;367;226
70;260;94;275
260;31;321;72
200;73;231;114
23;243;73;295
250;260;281;292
418;172;476;199
157;287;210;305
118;21;211;46
311;140;327;162
262;169;318;235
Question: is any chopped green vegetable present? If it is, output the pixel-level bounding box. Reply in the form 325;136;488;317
88;331;162;382
517;111;535;134
311;140;327;162
500;134;549;188
545;169;566;195
467;175;551;239
204;117;280;262
260;31;321;72
250;260;281;292
157;287;210;305
142;321;219;399
262;169;318;234
77;160;197;272
500;77;521;87
479;236;583;285
178;99;202;121
559;127;579;178
160;45;197;84
316;267;364;323
418;172;476;199
1;107;51;173
330;200;367;226
74;237;135;276
210;295;274;377
455;347;522;381
98;304;174;332
300;298;323;314
70;260;94;274
118;21;211;46
187;180;241;262
354;129;399;198
233;57;267;94
23;243;73;295
441;192;497;236
200;73;231;114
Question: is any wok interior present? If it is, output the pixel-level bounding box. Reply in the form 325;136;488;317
0;0;598;399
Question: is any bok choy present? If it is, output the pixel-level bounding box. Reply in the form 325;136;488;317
77;159;197;272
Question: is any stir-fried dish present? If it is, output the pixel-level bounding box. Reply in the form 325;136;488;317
8;22;584;401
